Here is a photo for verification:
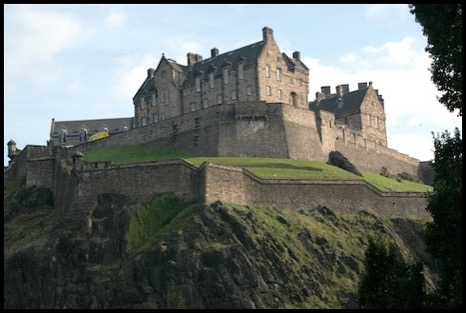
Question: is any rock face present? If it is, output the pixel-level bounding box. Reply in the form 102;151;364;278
4;184;435;309
327;151;362;177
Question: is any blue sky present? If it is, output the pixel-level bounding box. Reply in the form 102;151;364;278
4;4;462;166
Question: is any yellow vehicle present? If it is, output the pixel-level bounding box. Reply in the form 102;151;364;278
89;130;109;142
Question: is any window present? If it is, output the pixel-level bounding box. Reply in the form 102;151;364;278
265;65;270;77
162;88;169;105
266;85;272;96
62;130;67;143
190;102;197;112
223;68;229;84
195;76;201;92
79;129;88;142
375;117;379;128
276;68;281;81
152;93;156;106
209;72;214;89
277;89;282;99
203;99;209;108
153;113;159;123
231;90;237;100
246;86;252;96
141;118;147;126
217;94;223;104
348;117;354;127
367;114;371;126
140;97;146;109
238;63;244;80
161;70;166;78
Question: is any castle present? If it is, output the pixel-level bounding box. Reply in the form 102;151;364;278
5;27;432;227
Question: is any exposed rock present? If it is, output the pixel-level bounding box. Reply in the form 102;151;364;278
327;151;362;177
4;190;436;309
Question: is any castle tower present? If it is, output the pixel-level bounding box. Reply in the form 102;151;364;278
71;151;85;171
7;139;17;160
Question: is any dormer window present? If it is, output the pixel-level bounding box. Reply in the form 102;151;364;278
79;129;88;142
140;97;146;109
265;65;270;78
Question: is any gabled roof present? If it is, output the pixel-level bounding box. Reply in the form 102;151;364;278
182;40;265;87
282;52;309;72
309;87;369;116
51;117;134;135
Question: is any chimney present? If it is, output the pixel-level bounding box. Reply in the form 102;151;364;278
292;51;301;61
341;84;349;94
369;81;373;87
147;68;155;78
336;85;343;97
321;86;331;96
358;82;368;90
262;26;273;42
211;48;219;58
315;91;325;103
195;53;203;63
187;52;197;66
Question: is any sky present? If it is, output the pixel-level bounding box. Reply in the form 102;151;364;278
4;4;462;167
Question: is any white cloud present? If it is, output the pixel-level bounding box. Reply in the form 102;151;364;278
112;53;156;103
4;5;92;92
301;35;462;161
389;133;434;161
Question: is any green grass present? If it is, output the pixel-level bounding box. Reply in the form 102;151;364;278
81;145;432;192
362;172;432;192
83;145;196;164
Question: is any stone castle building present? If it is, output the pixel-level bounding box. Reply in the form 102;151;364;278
5;27;433;222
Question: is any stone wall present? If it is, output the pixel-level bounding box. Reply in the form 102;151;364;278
202;163;430;218
335;127;420;178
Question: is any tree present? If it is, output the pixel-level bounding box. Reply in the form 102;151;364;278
423;128;462;308
409;4;462;116
409;4;463;308
358;236;425;309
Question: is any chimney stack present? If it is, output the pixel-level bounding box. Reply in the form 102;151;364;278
315;91;325;103
321;86;331;96
292;51;301;61
262;26;273;42
187;53;203;65
358;82;368;90
187;52;196;66
211;48;219;58
341;84;349;94
336;85;343;97
147;68;155;78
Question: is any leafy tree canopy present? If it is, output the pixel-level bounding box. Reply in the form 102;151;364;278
409;4;462;116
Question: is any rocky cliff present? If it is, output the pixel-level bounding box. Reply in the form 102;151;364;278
3;181;436;309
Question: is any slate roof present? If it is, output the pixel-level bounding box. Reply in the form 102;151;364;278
181;40;265;88
51;117;134;136
309;87;369;117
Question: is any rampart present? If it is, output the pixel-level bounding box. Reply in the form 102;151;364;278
201;163;430;218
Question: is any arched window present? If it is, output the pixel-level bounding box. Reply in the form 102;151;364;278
290;92;298;106
61;129;68;143
80;129;88;142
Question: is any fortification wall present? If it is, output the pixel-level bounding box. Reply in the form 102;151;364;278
202;163;429;218
282;104;326;161
75;160;200;206
335;127;420;177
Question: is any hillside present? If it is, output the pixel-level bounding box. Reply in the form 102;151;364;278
4;182;437;309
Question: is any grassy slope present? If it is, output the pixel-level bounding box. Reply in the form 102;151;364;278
83;145;432;192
